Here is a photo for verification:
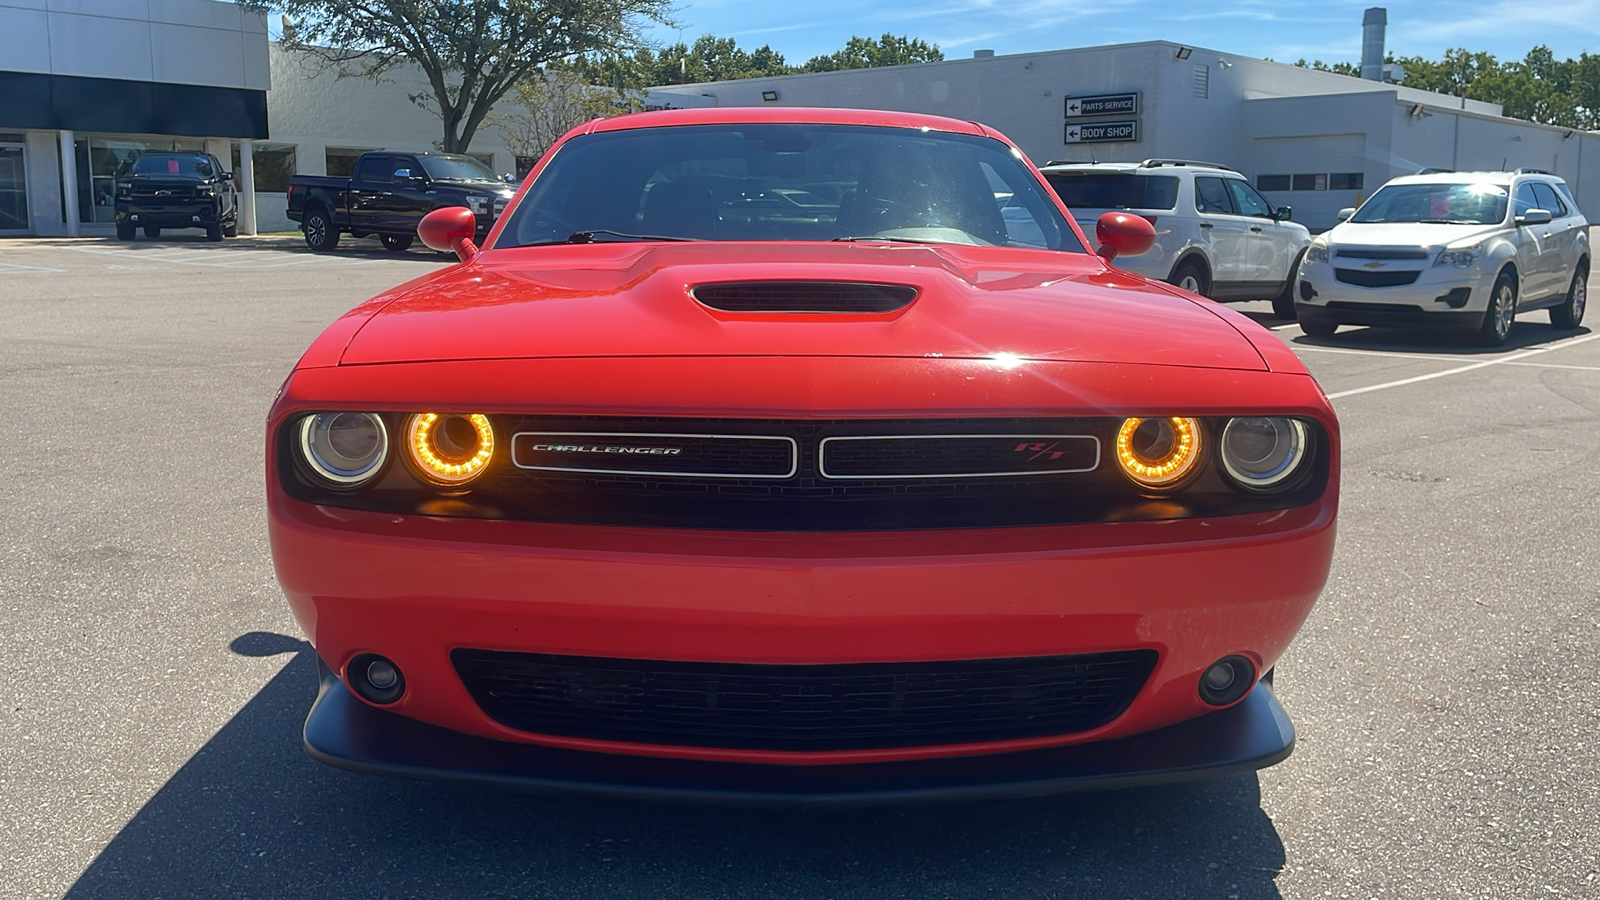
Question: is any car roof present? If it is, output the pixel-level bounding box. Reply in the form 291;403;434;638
1386;170;1566;187
583;106;990;137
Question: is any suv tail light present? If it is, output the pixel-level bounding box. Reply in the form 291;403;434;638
1139;214;1159;225
286;184;294;203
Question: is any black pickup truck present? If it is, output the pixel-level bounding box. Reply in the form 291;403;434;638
286;151;515;252
114;151;239;241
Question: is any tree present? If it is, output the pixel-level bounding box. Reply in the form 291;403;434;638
253;0;674;153
802;34;943;73
565;35;796;88
490;69;643;163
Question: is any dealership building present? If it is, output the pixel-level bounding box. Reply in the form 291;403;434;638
2;2;1596;236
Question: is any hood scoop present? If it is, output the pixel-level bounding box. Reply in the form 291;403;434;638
691;281;918;314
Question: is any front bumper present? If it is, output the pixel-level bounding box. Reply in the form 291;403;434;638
305;657;1295;805
1296;260;1492;328
116;201;222;228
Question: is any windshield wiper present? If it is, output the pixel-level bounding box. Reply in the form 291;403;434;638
1414;219;1480;225
831;235;943;245
565;230;697;243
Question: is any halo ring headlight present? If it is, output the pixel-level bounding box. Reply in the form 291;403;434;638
298;412;389;486
1116;416;1203;489
1220;417;1310;491
404;413;495;485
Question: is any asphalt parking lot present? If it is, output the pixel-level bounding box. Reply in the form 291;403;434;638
2;234;1597;899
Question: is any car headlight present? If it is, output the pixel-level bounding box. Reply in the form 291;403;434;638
1116;417;1203;490
1306;242;1330;264
404;413;495;485
465;194;490;215
1219;417;1311;491
1434;243;1482;268
299;412;389;486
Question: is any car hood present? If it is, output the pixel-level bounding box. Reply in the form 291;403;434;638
1325;221;1501;249
338;242;1269;371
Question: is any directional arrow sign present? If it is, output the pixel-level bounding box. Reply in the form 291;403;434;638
1064;92;1140;118
1063;119;1139;144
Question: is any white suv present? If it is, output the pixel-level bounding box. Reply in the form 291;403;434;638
1039;159;1312;317
1295;169;1589;346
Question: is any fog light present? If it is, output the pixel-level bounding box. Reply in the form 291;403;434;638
1198;655;1255;707
348;653;405;705
404;412;495;486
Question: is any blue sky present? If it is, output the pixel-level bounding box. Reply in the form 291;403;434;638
643;0;1600;67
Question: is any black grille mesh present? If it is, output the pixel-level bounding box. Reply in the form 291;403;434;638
692;281;917;313
1335;268;1421;287
451;649;1158;751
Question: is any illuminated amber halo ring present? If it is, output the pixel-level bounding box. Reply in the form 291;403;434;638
404;413;496;486
1115;416;1203;489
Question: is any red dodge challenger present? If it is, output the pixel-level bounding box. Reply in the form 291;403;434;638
267;107;1338;803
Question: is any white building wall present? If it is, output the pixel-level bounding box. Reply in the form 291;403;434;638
0;0;268;88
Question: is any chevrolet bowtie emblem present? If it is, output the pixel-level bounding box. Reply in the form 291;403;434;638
1364;261;1385;269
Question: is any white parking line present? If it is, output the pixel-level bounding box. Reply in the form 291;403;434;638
1292;345;1476;363
64;246;382;269
1504;361;1600;373
1325;331;1600;399
0;261;66;273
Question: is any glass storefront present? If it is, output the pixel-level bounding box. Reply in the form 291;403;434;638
74;133;207;224
0;136;27;232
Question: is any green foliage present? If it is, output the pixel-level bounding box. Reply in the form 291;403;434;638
563;35;797;88
251;0;674;152
800;33;944;73
491;69;644;161
1294;45;1600;129
564;32;942;89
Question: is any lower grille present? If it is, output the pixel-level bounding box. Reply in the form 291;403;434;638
451;649;1158;751
1335;268;1421;287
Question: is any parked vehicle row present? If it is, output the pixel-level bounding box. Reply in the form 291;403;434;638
113;151;239;242
1296;168;1588;345
1039;159;1311;319
286;151;516;253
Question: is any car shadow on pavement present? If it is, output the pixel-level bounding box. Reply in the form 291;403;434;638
64;635;1288;900
1291;321;1591;355
78;234;453;261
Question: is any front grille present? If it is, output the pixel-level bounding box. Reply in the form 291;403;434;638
281;415;1332;530
692;281;917;313
1335;248;1430;260
131;187;192;200
1335;268;1421;287
451;649;1158;751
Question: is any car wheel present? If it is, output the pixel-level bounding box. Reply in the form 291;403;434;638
303;208;339;252
143;226;161;239
1551;262;1588;329
1170;260;1209;296
1476;270;1518;347
206;223;223;241
381;233;414;253
224;220;239;238
1299;316;1338;339
1272;251;1305;319
116;222;135;241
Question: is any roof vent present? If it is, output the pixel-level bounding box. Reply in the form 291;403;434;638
691;281;918;314
973;49;995;59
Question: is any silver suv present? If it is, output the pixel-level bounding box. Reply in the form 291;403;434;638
1040;159;1312;317
1296;169;1589;346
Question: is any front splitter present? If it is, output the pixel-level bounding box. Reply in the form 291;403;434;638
304;661;1294;807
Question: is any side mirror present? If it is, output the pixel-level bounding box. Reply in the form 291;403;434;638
503;173;516;184
1274;205;1293;221
1517;208;1553;226
1094;211;1156;262
1336;207;1356;223
221;172;234;182
418;206;479;262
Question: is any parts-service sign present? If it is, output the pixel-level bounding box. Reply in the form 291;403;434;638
1063;93;1140;118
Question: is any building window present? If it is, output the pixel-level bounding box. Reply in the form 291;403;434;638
1256;174;1292;192
515;156;540;179
1292;173;1328;191
325;148;372;177
1328;172;1364;190
248;144;298;193
76;134;205;224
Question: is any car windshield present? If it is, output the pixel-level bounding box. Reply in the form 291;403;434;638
419;155;498;181
129;154;214;177
1045;172;1179;211
1351;182;1509;225
497;123;1083;251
